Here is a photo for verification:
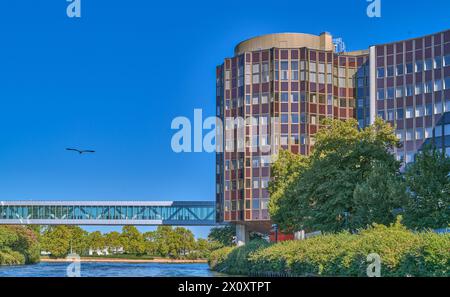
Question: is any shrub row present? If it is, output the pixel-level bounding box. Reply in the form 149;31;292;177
208;221;450;277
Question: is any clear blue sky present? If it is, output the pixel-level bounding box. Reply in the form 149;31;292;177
0;0;448;238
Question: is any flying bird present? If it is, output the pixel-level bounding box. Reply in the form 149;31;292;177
66;148;96;154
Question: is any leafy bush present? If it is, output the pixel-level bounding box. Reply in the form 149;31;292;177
208;246;235;272
209;220;450;277
208;239;270;274
0;248;26;265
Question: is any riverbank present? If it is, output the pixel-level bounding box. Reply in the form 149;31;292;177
209;222;450;277
41;257;207;264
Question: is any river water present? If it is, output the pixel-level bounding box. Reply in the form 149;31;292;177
0;262;226;277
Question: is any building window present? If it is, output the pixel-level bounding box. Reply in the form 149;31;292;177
396;130;403;141
386;87;394;99
377;89;385;100
291;61;298;81
415;83;423;95
434;102;443;114
396;108;404;120
415;60;423;72
396;64;404;75
434;56;442;69
415;105;424;117
261;93;269;104
424;59;433;71
252;158;259;168
425;103;433;116
405;107;414;119
252;64;260;84
444;54;450;67
300;134;307;145
261;178;269;189
377;67;385;78
406;129;413;141
396;86;404;98
406;152;414;164
252;199;260;210
415;128;423;140
291;114;299;124
444;77;450;90
387;109;395;121
405;63;413;74
300;112;306;123
434;79;443;92
445;124;450;136
424;81;433;93
261;199;269;210
405;85;414;96
425;127;433;139
281;92;289;102
252;94;259;105
281;61;289;80
445;100;450;112
261;63;270;83
252;178;259;189
386;66;394;77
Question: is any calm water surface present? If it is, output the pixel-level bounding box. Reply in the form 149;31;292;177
0;262;226;277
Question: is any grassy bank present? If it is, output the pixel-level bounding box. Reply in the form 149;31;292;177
0;226;40;265
41;255;207;263
209;221;450;277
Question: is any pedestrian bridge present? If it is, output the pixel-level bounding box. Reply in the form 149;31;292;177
0;201;215;226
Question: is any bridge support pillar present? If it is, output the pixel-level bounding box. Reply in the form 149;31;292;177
236;224;249;246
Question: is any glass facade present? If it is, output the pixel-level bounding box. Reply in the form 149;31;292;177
216;33;364;224
0;202;215;225
372;30;450;164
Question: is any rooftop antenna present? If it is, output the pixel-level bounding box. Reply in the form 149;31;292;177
333;38;346;54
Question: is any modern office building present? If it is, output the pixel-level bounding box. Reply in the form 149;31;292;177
216;30;450;243
371;31;450;163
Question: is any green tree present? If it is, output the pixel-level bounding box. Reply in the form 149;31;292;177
268;118;402;233
104;231;123;254
173;227;195;257
121;226;145;255
404;146;450;229
143;231;157;256
69;226;89;255
0;226;40;264
40;226;89;257
153;226;172;257
268;150;309;232
207;225;234;247
352;161;409;228
40;226;72;258
87;231;105;253
195;238;210;258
